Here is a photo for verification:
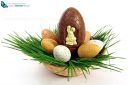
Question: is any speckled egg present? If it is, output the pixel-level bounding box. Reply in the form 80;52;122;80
53;45;71;62
78;40;104;58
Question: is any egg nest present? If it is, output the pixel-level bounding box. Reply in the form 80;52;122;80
3;26;123;78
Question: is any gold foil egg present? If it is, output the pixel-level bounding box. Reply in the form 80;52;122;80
78;40;104;58
41;39;58;54
42;29;58;41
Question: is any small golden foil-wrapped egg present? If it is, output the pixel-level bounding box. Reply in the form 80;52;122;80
42;29;58;42
41;39;58;54
78;40;104;58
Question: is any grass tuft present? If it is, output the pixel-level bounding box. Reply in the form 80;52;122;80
2;26;123;79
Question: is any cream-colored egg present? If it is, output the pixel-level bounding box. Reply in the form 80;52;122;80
78;40;104;58
88;40;104;50
53;45;71;62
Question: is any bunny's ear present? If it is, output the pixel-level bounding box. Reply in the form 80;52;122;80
67;25;71;32
67;25;71;29
71;27;76;32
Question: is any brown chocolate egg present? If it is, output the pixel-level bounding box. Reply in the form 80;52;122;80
58;7;86;52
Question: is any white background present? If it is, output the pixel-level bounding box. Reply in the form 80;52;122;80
0;0;128;85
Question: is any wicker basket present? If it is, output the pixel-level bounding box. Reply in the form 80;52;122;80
43;49;107;77
43;63;82;77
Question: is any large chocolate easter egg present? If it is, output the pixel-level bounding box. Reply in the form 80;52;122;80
58;7;86;52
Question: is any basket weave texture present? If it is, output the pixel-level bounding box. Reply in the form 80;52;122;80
44;63;83;77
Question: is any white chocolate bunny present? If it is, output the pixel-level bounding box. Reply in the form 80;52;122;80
66;25;77;45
